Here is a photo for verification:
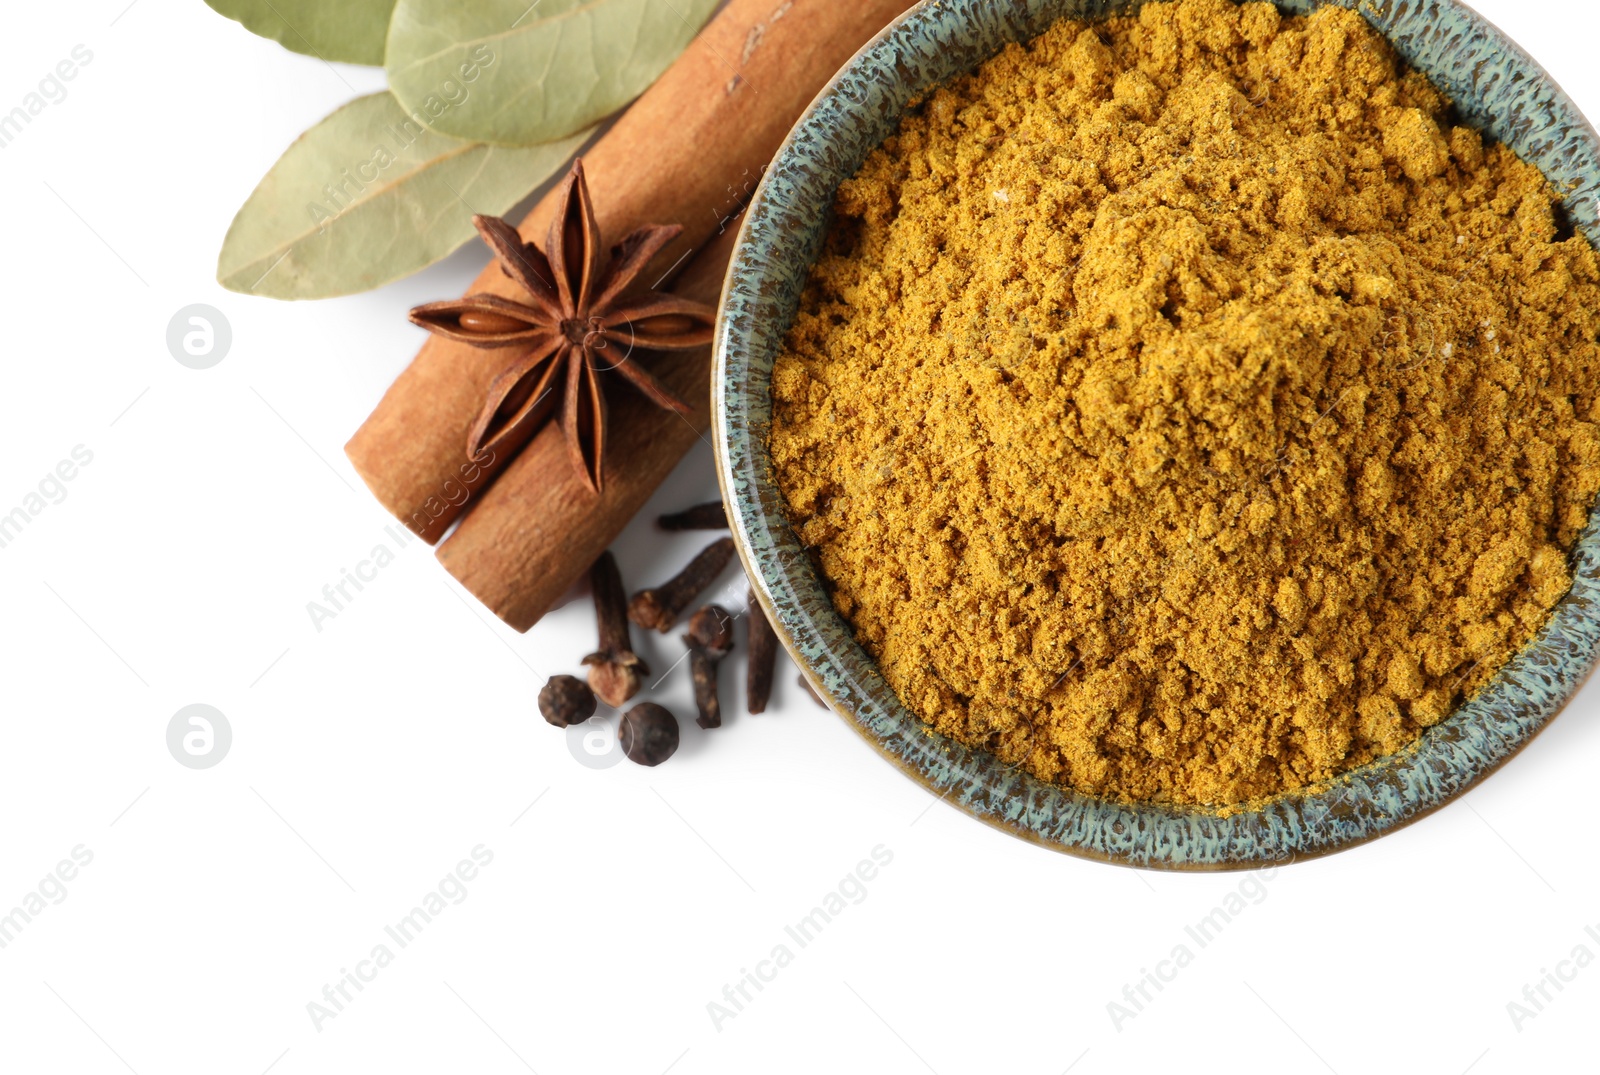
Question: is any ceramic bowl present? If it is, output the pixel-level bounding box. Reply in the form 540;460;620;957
711;0;1600;869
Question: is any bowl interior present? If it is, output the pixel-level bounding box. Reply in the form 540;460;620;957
713;0;1600;869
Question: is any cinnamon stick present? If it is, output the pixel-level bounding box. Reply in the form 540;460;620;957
435;228;736;630
345;0;919;543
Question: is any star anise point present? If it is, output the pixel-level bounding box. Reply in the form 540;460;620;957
410;160;714;492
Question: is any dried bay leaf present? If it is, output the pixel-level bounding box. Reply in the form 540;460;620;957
385;0;718;146
217;92;591;300
203;0;399;66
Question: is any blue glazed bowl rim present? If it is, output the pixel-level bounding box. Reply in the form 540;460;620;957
711;0;1600;869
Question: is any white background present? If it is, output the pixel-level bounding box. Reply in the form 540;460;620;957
2;2;1599;1073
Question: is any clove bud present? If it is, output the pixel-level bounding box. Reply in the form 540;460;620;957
628;537;736;633
797;673;827;708
685;604;735;729
656;501;729;531
745;587;777;714
582;551;650;707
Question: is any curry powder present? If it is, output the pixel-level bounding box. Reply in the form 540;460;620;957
768;0;1600;805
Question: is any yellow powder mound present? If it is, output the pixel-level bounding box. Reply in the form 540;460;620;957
768;0;1600;805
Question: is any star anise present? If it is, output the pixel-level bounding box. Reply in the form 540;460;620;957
409;160;715;492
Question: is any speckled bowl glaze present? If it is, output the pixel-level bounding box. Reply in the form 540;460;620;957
712;0;1600;869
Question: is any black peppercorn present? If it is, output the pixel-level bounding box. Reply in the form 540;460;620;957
539;674;597;728
619;702;680;766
